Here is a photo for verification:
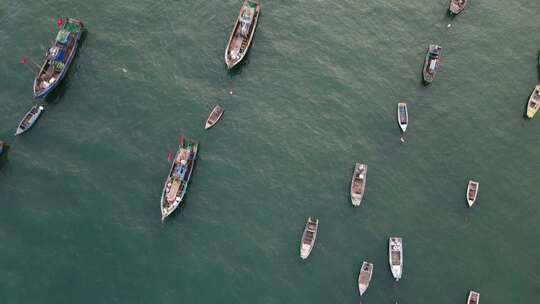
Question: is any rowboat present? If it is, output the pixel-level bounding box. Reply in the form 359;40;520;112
526;85;540;118
205;105;224;130
300;217;318;259
389;237;403;281
422;44;442;84
224;0;262;69
467;180;479;207
33;18;84;99
358;261;373;296
350;163;367;206
15;105;44;136
449;0;469;15
467;291;480;304
397;102;408;133
160;136;199;220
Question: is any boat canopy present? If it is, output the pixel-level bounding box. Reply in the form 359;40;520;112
56;30;70;44
429;60;437;70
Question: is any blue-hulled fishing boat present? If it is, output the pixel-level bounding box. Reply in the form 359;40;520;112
33;18;84;99
0;141;6;157
160;136;199;220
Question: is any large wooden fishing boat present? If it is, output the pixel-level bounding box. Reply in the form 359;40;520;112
397;102;408;133
205;105;224;130
15;105;44;136
224;0;261;69
467;291;480;304
449;0;469;15
33;18;84;99
467;180;479;207
422;44;442;84
358;261;373;296
300;217;318;259
350;163;368;206
389;237;403;281
160;136;199;220
526;85;540;118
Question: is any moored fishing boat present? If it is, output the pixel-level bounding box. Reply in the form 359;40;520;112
467;291;480;304
205;105;225;130
389;237;403;281
300;217;318;259
423;44;442;84
350;163;367;206
449;0;469;15
224;0;262;69
526;85;540;118
15;105;44;136
0;141;6;157
397;102;408;133
161;136;199;220
33;18;84;99
467;180;479;207
358;261;373;296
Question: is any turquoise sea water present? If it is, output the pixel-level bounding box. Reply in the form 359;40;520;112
1;0;540;303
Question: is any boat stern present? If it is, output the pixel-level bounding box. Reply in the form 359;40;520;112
526;108;537;119
300;244;311;259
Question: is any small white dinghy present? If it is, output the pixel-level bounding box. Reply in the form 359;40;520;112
300;217;318;259
467;180;479;207
397;102;408;133
467;291;480;304
204;105;224;130
15;105;44;136
389;237;403;281
358;261;373;296
350;163;368;206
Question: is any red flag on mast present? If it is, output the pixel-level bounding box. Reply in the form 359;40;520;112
56;18;63;28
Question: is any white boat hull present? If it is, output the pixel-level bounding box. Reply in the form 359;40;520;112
397;102;408;133
358;261;373;296
389;237;403;281
350;163;367;206
467;180;479;207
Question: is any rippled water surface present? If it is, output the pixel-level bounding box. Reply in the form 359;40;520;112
1;0;540;303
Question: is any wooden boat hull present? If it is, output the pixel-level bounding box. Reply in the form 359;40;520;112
449;0;469;15
467;180;479;207
15;105;44;136
33;18;84;99
160;136;199;220
224;0;261;69
300;217;318;259
350;163;367;206
526;85;540;118
397;102;408;132
467;291;480;304
358;261;373;295
423;45;442;84
0;141;6;157
389;237;403;281
205;105;224;130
